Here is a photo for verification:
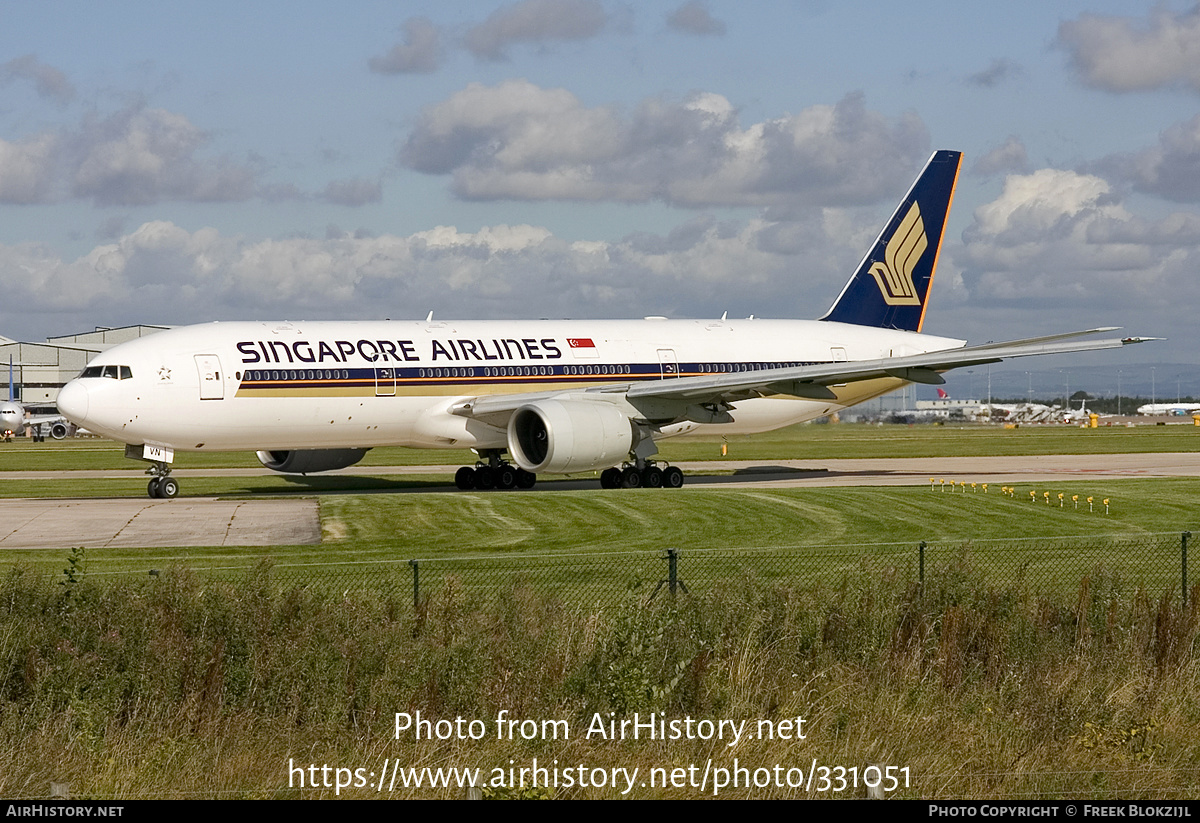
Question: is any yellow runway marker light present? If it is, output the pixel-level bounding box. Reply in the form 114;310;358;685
1104;498;1110;514
1058;493;1064;507
1030;490;1036;503
1072;494;1079;510
1087;496;1094;512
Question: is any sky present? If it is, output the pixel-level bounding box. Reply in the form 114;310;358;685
2;0;1200;398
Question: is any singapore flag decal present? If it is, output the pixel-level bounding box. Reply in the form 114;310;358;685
568;337;598;358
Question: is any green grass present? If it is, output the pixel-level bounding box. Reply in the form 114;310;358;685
665;420;1200;460
9;479;1197;579
3;555;1198;799
2;421;1198;472
4;426;1198;591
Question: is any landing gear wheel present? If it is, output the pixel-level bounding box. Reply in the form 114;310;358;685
642;466;663;488
621;466;642;488
147;478;162;498
663;466;684;488
455;466;476;490
159;477;180;499
600;468;621;489
475;466;495;490
516;469;537;489
496;465;518;490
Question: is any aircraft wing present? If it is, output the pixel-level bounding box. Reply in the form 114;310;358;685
623;329;1150;404
453;328;1152;426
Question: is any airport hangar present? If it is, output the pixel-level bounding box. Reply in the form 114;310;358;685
1;325;167;408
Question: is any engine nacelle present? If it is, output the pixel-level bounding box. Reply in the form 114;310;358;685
256;448;369;474
507;400;634;474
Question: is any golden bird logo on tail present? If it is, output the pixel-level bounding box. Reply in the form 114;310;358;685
869;201;927;306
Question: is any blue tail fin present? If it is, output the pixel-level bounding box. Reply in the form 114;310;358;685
820;149;961;332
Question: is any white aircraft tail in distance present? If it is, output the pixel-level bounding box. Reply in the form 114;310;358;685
56;150;1153;498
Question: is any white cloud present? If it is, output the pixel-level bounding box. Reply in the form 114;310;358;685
0;55;74;104
368;17;442;74
400;81;930;209
70;107;258;206
0;134;57;204
0;213;872;336
666;1;727;36
0;104;300;207
969;169;1118;241
956;168;1200;332
1059;6;1200;92
1099;114;1200;202
972;136;1029;177
463;0;608;61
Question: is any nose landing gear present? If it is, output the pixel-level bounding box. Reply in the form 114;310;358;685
146;463;179;498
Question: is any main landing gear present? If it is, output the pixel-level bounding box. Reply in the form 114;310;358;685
146;462;179;499
454;452;537;491
599;461;685;490
451;450;685;491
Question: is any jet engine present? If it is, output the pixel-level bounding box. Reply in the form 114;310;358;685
507;400;634;474
255;448;369;474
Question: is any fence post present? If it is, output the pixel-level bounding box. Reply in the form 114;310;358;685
919;541;926;592
409;559;419;614
667;548;679;597
1183;532;1190;607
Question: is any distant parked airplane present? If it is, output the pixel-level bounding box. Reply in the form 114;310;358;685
1137;402;1200;416
0;357;69;439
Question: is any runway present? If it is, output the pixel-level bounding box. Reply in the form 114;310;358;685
0;452;1196;549
681;452;1200;487
5;451;1200;486
0;498;320;549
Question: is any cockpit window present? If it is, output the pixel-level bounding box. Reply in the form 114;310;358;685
80;365;133;379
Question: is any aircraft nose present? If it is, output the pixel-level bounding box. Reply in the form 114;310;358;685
57;380;89;423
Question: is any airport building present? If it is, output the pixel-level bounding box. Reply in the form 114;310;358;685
1;325;168;407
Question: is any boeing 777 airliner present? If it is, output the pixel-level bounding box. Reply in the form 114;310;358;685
55;150;1151;498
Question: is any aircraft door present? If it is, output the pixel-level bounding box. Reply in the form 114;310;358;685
830;347;848;388
195;355;224;400
375;367;396;396
658;349;679;379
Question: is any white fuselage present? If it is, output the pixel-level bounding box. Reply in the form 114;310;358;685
56;318;964;455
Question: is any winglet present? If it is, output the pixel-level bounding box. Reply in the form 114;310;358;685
821;150;962;332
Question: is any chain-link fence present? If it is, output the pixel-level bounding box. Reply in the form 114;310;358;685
82;531;1193;613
